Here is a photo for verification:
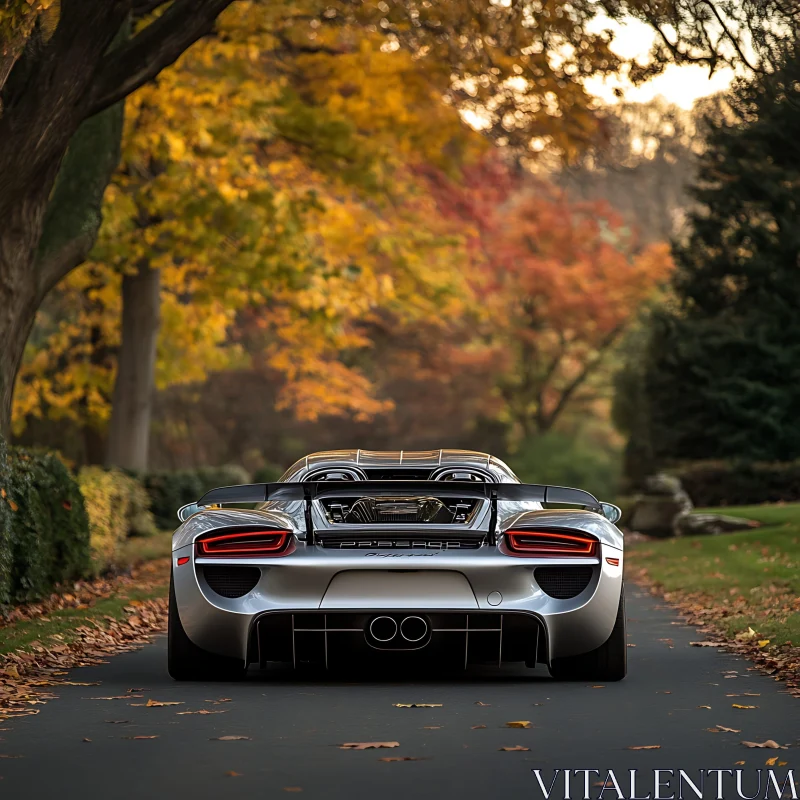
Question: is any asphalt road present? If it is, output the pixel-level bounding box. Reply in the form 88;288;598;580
1;586;797;800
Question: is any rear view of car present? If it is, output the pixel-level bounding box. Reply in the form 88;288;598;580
168;449;626;681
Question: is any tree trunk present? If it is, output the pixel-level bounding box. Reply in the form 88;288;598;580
0;193;54;437
106;263;161;470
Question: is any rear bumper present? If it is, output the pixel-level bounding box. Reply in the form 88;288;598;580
171;543;623;665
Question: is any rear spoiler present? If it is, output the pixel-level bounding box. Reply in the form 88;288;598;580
193;481;602;544
197;480;601;510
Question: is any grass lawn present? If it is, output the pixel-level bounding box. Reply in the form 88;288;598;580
0;535;172;657
627;503;800;648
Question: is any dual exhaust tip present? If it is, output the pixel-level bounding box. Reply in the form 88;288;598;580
368;615;428;644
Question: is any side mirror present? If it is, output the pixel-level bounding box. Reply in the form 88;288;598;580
177;502;201;522
600;502;622;524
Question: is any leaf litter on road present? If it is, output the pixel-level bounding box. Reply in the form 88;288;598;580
742;740;787;749
628;745;661;750
506;721;532;729
499;746;530;751
732;704;758;709
130;699;182;707
392;703;442;708
212;735;251;741
177;709;228;715
340;742;399;750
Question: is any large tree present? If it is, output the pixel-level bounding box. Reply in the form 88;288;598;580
0;0;237;436
637;48;800;463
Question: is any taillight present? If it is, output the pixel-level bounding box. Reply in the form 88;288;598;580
505;530;598;558
196;529;292;558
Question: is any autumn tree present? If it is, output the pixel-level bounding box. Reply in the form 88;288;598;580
1;0;642;437
426;157;673;441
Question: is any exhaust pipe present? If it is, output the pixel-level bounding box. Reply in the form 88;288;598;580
399;615;428;643
369;615;398;642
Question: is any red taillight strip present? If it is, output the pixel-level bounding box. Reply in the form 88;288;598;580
176;556;190;566
505;530;598;558
196;529;291;557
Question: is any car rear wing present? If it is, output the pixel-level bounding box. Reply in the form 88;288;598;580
190;481;603;544
197;480;601;509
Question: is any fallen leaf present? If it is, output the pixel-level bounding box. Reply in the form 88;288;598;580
392;703;442;708
130;699;183;707
423;726;441;730
628;745;661;750
690;642;723;647
715;725;741;733
177;710;228;715
205;698;232;704
741;741;784;749
225;771;242;778
757;640;770;648
90;696;142;700
124;736;159;740
779;762;788;767
378;757;421;762
283;788;302;793
732;704;758;709
127;688;147;693
105;720;130;725
592;685;605;689
766;757;778;766
506;721;532;729
0;754;23;759
735;761;745;765
474;701;490;706
471;725;487;730
499;746;530;751
742;693;761;697
212;736;251;741
697;706;712;710
82;738;91;743
340;742;399;750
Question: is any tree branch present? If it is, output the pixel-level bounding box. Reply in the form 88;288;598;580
86;0;235;118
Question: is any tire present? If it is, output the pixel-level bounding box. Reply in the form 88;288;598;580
168;571;247;681
548;585;627;682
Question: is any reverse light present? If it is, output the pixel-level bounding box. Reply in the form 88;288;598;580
196;529;292;558
505;530;598;558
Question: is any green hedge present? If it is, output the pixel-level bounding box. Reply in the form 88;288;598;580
141;464;251;528
0;440;91;606
78;467;157;574
673;460;800;507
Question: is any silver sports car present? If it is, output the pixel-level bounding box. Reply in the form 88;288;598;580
169;449;626;681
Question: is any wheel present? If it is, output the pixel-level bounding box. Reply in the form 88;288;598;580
168;571;247;681
548;585;627;682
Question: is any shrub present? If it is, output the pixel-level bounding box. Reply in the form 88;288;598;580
78;467;157;574
253;463;285;484
673;460;800;507
0;442;91;605
140;465;251;529
506;432;622;502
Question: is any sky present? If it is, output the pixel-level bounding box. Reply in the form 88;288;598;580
585;17;736;109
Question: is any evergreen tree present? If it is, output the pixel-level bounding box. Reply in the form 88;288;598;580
640;47;800;463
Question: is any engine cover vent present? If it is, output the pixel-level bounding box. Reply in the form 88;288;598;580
322;496;477;524
203;566;261;598
534;566;593;599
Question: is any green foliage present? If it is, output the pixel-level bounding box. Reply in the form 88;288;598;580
141;465;252;529
252;463;285;484
672;461;800;507
638;49;800;464
78;467;157;574
0;440;90;606
506;432;622;502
